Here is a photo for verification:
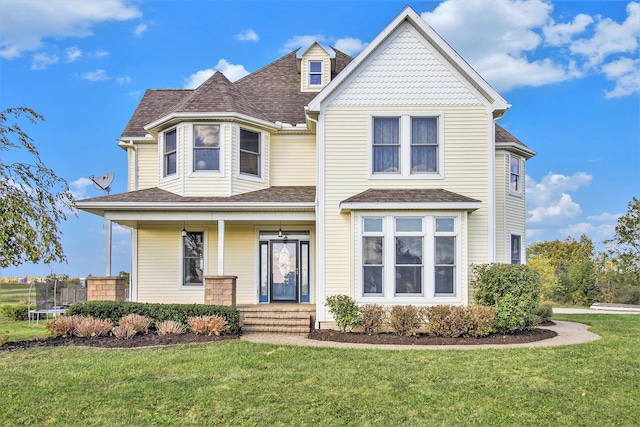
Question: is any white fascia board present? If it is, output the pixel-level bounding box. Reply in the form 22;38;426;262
495;142;537;159
76;201;316;212
307;6;508;113
339;201;482;212
105;211;316;222
144;112;280;132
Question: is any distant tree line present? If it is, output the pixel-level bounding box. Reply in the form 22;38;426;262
527;197;640;306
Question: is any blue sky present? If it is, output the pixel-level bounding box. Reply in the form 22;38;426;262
1;0;638;278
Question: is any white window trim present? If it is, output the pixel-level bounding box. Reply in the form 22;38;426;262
308;60;323;86
236;126;265;183
509;154;523;196
178;229;207;289
160;127;179;183
356;212;462;304
509;232;523;265
368;113;444;180
189;123;225;178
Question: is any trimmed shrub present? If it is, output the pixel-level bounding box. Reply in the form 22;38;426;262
156;320;186;335
472;263;542;334
118;313;153;334
359;304;387;335
46;315;82;338
188;315;229;336
424;305;496;338
389;305;424;336
620;287;640;305
1;304;29;321
74;316;113;338
325;295;361;333
66;301;240;334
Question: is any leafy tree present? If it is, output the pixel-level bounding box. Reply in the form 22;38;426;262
606;197;640;277
0;107;74;268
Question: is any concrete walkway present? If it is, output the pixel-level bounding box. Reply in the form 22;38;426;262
240;320;601;350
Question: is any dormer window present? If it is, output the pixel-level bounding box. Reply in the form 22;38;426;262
309;61;322;86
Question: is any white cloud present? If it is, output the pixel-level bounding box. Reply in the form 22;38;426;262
31;52;58;70
528;193;582;224
334;37;367;56
526;172;593;207
65;46;82;62
570;2;640;67
543;14;594;46
70;177;94;199
91;50;109;58
234;28;259;42
282;34;327;52
0;0;141;59
134;23;148;37
587;212;622;222
81;69;110;81
601;57;640;98
559;222;616;241
183;59;250;88
116;75;132;84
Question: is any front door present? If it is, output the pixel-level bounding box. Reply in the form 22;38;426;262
271;240;298;302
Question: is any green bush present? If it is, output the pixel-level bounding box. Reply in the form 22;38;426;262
472;263;542;334
424;305;496;338
534;301;554;324
389;305;424;336
1;304;29;321
620;287;640;305
65;301;241;335
359;304;387;335
325;295;361;333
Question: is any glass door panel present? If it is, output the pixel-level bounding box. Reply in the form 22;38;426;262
271;241;298;302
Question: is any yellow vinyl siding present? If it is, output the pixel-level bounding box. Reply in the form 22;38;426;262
495;152;507;262
183;123;231;197
136;143;159;190
322;104;490;311
222;223;256;304
270;134;316;186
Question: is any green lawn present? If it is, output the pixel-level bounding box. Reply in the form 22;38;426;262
1;314;638;426
0;283;31;304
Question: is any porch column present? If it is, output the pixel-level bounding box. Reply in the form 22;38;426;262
105;219;112;276
87;276;126;301
204;276;237;306
218;219;225;275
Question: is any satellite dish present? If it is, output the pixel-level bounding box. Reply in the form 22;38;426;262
89;173;114;195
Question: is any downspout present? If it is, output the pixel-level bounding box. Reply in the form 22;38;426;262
305;108;324;329
120;140;138;191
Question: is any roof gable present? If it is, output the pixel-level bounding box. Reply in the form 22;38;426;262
308;6;508;113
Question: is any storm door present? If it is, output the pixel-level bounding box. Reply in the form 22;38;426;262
271;240;298;302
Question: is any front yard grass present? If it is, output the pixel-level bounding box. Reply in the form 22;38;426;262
1;314;638;426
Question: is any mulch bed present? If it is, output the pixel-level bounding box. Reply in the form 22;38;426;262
0;333;238;352
308;327;557;346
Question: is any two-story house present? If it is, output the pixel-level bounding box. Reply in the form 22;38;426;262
77;7;535;331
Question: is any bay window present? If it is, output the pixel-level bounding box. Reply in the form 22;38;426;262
239;128;261;177
359;214;460;301
164;129;177;177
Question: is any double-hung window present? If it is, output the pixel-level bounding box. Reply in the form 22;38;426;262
193;124;220;172
362;218;384;295
239;128;261;177
309;61;322;86
510;155;521;193
372;115;441;177
434;218;456;296
372;117;400;173
183;232;204;286
395;218;424;295
511;234;522;265
164;129;177;177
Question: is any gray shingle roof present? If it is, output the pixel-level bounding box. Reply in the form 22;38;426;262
120;49;354;138
341;188;481;204
78;186;316;204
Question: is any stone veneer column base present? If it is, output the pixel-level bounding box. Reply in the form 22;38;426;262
86;276;127;301
204;276;237;306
